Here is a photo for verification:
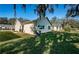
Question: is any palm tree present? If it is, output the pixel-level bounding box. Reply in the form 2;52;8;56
13;4;16;18
34;4;79;18
13;4;26;18
34;4;58;19
22;4;26;13
66;4;79;17
13;4;58;19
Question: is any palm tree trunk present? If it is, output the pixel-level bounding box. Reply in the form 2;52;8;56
13;4;16;18
22;4;26;14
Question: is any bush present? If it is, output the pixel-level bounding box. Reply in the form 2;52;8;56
64;25;71;32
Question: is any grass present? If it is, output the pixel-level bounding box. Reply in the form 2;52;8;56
0;31;20;42
0;31;79;54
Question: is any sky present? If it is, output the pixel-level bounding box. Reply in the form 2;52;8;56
0;4;74;20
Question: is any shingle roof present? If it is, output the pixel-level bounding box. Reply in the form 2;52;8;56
50;19;63;26
17;19;33;25
33;17;52;26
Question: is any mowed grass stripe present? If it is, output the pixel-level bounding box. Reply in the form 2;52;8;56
0;31;20;42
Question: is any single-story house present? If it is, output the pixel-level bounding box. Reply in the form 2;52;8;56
52;23;62;31
51;18;63;31
23;23;34;35
0;24;15;30
15;19;35;35
15;19;24;32
34;17;53;33
15;17;63;35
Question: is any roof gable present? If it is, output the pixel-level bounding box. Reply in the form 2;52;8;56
16;19;33;25
34;17;52;26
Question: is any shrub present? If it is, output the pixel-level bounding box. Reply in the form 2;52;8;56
64;25;71;32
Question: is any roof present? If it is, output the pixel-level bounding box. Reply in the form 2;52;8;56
46;17;53;26
16;17;62;27
50;19;63;26
0;24;14;27
16;19;34;25
33;17;53;26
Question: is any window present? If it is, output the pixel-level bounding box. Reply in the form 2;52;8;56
38;25;40;27
42;26;44;29
38;25;44;29
48;26;50;29
39;26;44;29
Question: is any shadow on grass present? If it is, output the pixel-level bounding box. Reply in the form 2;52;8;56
50;32;79;54
50;42;79;54
0;31;79;54
0;31;20;42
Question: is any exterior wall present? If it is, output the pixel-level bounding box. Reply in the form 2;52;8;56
15;20;22;32
0;24;15;30
53;25;62;31
53;26;57;31
23;23;35;35
58;26;62;31
36;17;52;33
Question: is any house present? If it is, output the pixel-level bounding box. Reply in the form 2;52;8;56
34;17;53;33
51;19;63;31
52;23;62;31
15;19;23;32
23;23;34;35
15;17;53;34
15;17;63;35
15;19;35;34
0;24;15;30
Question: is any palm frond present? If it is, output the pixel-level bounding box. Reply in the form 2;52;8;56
34;4;58;18
66;4;79;17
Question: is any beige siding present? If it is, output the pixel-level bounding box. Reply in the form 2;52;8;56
53;25;62;31
15;20;22;32
23;23;34;35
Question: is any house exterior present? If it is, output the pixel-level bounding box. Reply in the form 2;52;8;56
23;23;34;35
15;17;53;34
51;19;63;31
15;19;35;35
15;19;23;32
35;17;53;33
0;24;15;30
52;23;62;31
15;17;63;35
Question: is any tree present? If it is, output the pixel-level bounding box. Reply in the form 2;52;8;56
13;4;26;18
65;4;79;17
34;4;58;19
8;18;16;25
0;17;8;24
22;4;26;13
13;4;16;18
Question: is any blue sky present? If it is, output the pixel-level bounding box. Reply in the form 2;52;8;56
0;4;70;20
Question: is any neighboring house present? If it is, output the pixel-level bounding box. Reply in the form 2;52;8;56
51;19;63;31
0;24;15;30
15;19;35;35
52;23;62;31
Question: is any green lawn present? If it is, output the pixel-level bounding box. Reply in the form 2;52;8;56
0;31;20;42
0;31;79;54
